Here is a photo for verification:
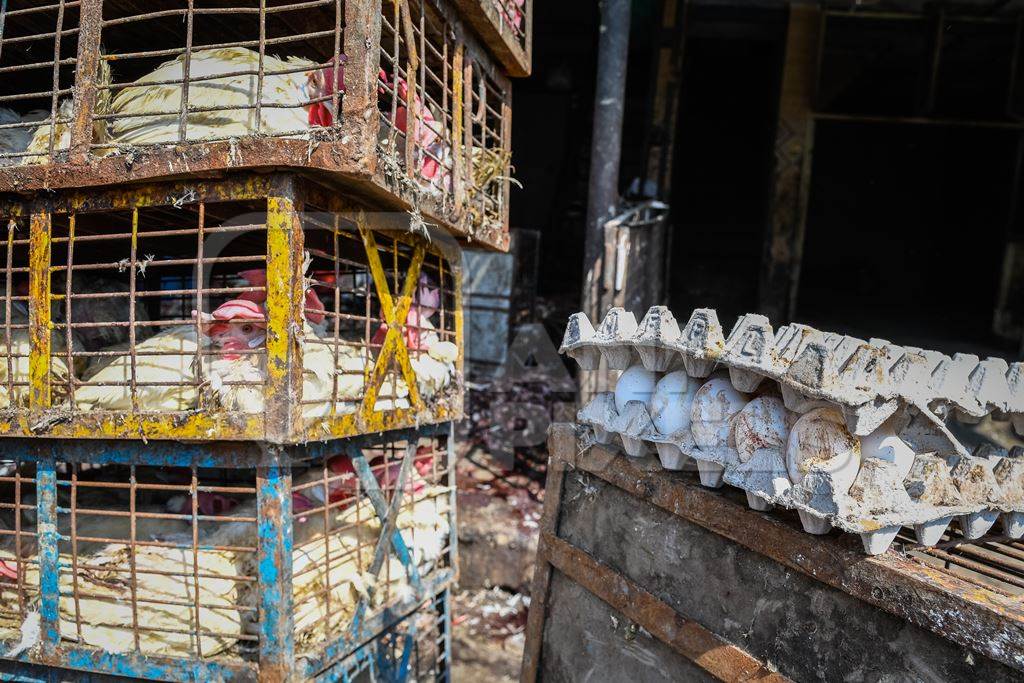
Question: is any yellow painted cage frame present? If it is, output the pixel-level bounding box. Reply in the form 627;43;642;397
0;172;464;443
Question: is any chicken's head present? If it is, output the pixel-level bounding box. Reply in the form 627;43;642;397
415;272;441;318
236;269;326;325
202;299;267;360
307;54;348;128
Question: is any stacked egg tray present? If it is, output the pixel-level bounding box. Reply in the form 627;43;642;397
560;306;1024;555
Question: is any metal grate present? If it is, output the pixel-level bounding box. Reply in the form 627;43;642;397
0;430;454;669
95;1;346;151
0;178;462;442
326;587;451;680
465;57;510;232
0;1;82;166
491;0;526;51
290;432;453;653
899;528;1024;597
379;0;457;195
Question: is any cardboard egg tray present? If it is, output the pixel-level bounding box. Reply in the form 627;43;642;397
561;306;1024;555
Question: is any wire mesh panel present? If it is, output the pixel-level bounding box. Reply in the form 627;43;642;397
290;432;453;656
0;427;455;678
96;1;346;149
0;175;463;442
319;588;451;681
0;1;515;250
0;1;82;166
378;0;457;199
465;57;510;236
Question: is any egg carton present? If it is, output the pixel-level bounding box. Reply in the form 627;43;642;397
576;392;727;477
562;307;725;377
563;306;1024;555
561;306;1024;451
577;391;1023;554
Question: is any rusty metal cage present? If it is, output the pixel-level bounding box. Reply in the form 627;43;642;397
0;0;520;250
0;173;464;443
0;424;455;680
454;0;531;77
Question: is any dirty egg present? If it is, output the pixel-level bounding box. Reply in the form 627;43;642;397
732;396;795;463
689;377;749;448
648;370;699;435
614;364;658;412
785;407;861;493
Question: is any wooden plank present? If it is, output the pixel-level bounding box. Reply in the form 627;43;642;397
520;423;574;683
566;440;1024;673
541;533;791;683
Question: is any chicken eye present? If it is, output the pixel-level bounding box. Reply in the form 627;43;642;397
241;324;254;334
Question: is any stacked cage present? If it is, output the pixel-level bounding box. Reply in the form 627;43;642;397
0;0;529;679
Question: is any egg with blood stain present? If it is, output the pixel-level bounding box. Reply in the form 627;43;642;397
613;365;658;412
859;422;915;480
732;396;796;463
786;407;862;493
649;370;699;435
689;377;749;449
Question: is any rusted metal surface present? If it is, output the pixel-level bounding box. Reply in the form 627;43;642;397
264;183;305;443
452;0;532;77
561;437;1024;673
0;172;464;443
0;0;514;252
520;423;572;683
540;532;792;683
0;425;456;680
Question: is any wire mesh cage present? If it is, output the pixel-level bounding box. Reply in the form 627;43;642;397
0;425;455;680
0;0;517;250
454;0;531;77
0;173;464;443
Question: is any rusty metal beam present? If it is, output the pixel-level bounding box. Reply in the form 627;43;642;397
541;532;792;683
562;439;1024;673
582;0;632;330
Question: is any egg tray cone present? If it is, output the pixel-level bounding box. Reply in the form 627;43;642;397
564;306;1024;555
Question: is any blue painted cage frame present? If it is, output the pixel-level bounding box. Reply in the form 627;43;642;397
0;422;456;681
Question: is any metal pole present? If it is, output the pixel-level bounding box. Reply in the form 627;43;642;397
582;0;632;325
581;0;631;398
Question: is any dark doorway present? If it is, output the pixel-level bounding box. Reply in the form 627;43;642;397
666;4;787;325
797;121;1017;356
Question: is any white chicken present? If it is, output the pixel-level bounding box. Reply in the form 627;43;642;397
197;298;404;416
0;300;71;409
109;47;344;146
73;324;201;412
20;59;113;164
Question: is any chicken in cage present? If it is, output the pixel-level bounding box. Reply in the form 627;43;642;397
0;431;453;665
0;176;463;442
0;1;519;246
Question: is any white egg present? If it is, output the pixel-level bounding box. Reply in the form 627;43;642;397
689;377;749;448
649;371;699;435
732;396;795;463
785;407;861;493
859;423;915;480
614;365;658;412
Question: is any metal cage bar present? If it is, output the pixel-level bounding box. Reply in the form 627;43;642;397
0;423;455;681
0;173;463;443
